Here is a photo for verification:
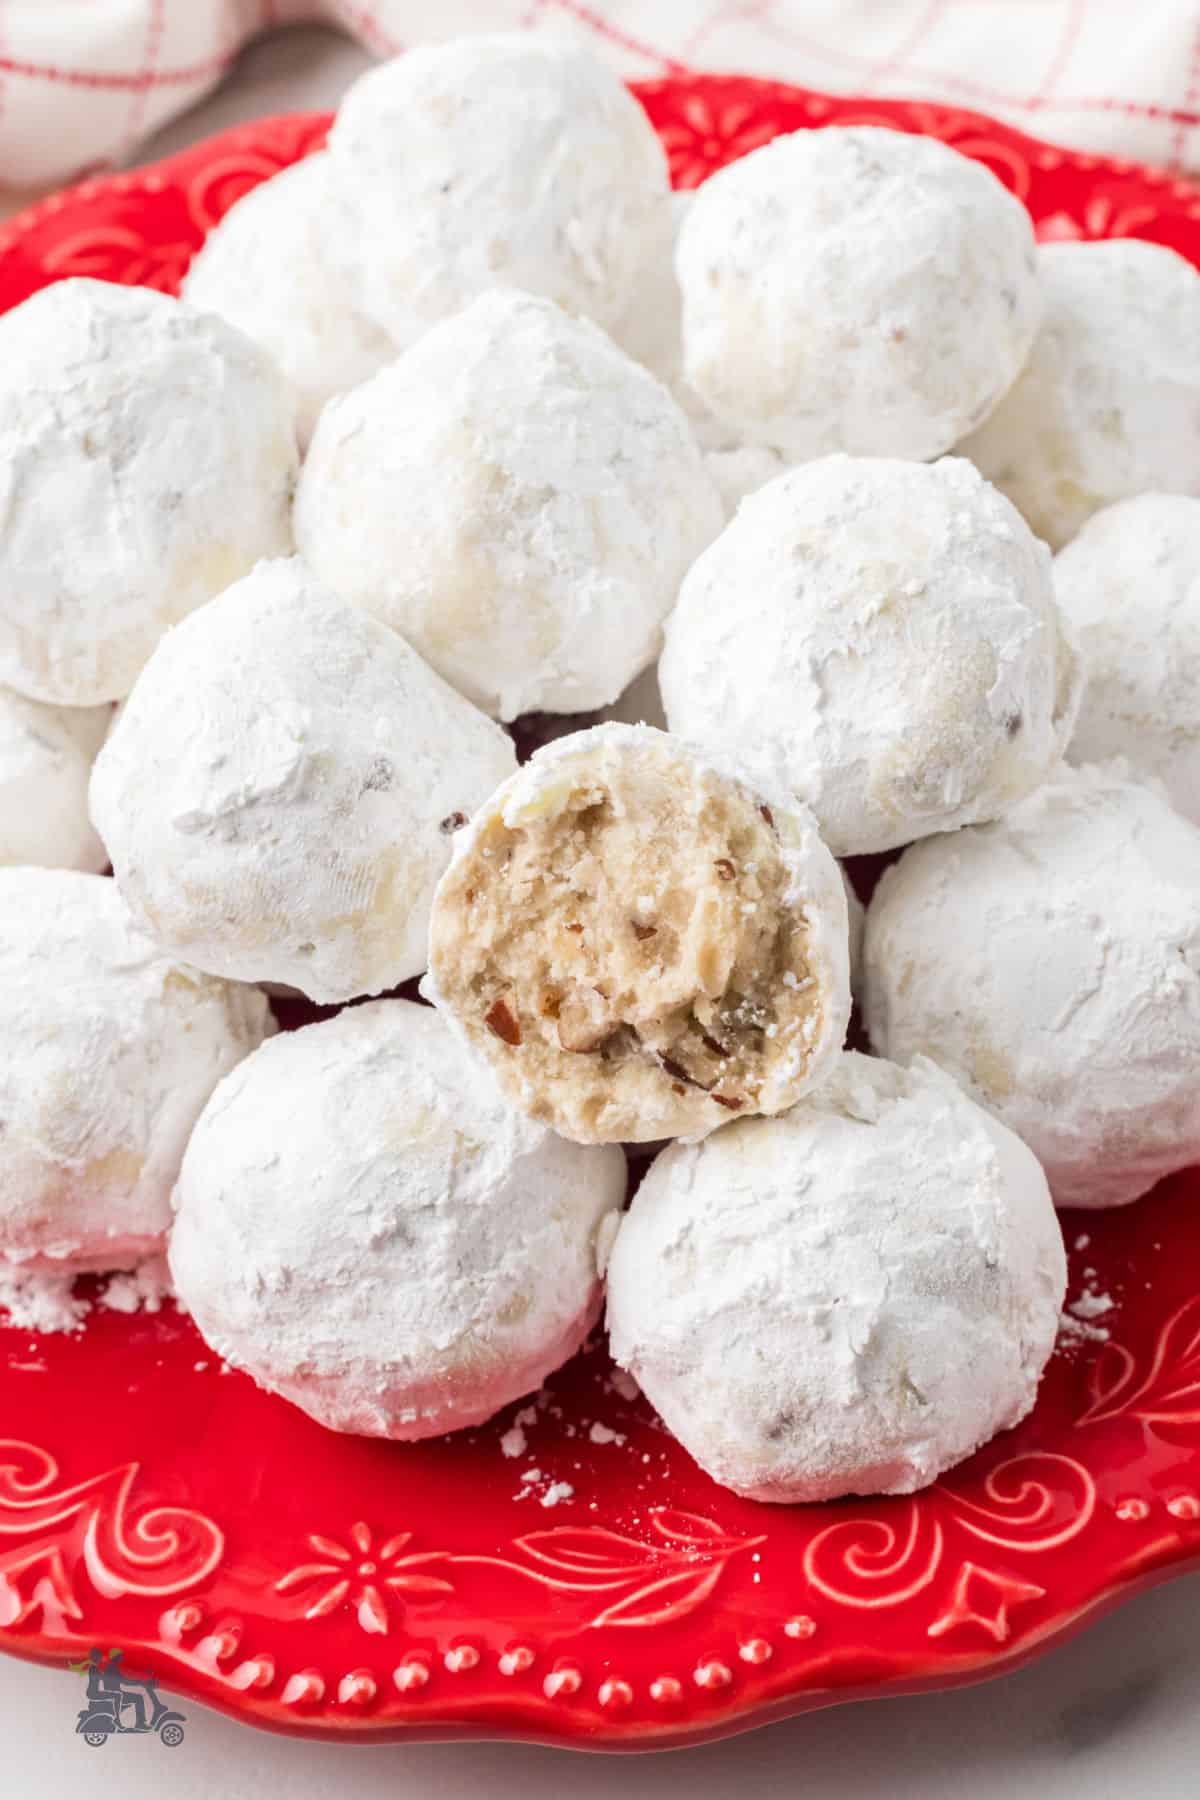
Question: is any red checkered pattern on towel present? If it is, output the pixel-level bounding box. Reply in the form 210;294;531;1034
0;1;1197;190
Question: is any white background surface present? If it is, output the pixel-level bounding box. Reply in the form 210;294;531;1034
1;23;1199;1799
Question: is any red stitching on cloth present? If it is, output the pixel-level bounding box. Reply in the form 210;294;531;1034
679;0;774;64
0;53;239;93
678;7;718;63
751;13;932;74
748;13;1200;129
868;0;947;87
0;3;1193;169
919;82;1200;131
1171;17;1200;170
551;0;687;74
332;3;403;56
1030;0;1086;106
124;0;167;144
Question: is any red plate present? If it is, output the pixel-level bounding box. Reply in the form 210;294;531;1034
1;76;1200;1753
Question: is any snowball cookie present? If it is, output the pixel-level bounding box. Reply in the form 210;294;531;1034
661;456;1080;858
0;688;107;870
865;763;1200;1209
327;38;670;349
0;868;272;1270
169;999;626;1438
424;723;850;1145
960;241;1200;549
606;1052;1064;1502
0;278;297;706
91;557;516;1005
181;154;393;446
295;291;722;720
1054;495;1200;823
676;126;1040;462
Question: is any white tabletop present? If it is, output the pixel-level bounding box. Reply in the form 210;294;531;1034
2;23;1199;1796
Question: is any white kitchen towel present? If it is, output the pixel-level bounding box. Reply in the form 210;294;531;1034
0;1;1197;190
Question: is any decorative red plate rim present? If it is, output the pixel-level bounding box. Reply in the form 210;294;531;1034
1;75;1200;1754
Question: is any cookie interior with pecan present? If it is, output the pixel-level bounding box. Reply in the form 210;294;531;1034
427;725;849;1144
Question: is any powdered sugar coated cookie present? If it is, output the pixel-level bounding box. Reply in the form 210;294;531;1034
1056;494;1200;821
606;1051;1064;1501
328;38;671;348
0;868;273;1271
676;126;1040;461
661;455;1080;856
0;278;297;704
169;999;625;1438
864;762;1200;1208
295;291;722;720
960;240;1200;548
91;557;517;1004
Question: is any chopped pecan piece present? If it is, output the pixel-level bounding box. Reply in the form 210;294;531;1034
659;1054;711;1093
557;989;616;1053
631;920;657;941
484;997;522;1045
439;810;468;834
714;858;736;881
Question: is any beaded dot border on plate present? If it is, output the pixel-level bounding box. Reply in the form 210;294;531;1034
156;1598;829;1716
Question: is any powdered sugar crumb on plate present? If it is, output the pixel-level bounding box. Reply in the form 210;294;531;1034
1069;1289;1115;1322
1058;1274;1117;1347
0;1269;89;1334
1058;1310;1110;1346
97;1255;174;1315
588;1421;627;1446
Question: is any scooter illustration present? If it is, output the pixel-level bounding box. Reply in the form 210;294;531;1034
74;1649;186;1747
